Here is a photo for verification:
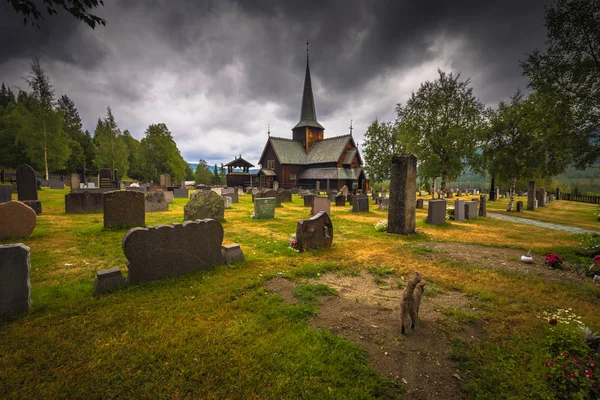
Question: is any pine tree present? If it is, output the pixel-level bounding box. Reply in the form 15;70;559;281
94;107;129;175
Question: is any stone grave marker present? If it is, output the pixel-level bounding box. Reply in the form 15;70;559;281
49;181;64;189
0;186;11;203
446;190;453;198
185;190;224;221
465;201;478;220
87;182;96;189
312;196;330;216
159;174;171;188
211;187;223;195
93;268;127;296
427;199;446;225
516;201;523;212
253;197;275;219
335;194;345;206
454;199;465;221
273;181;279;190
315;181;320;193
279;189;292;202
103;190;145;228
70;173;80;191
238;188;244;197
303;194;315;207
479;194;487;217
295;211;333;253
98;169;112;189
65;191;104;213
223;196;232;209
145;190;168;212
291;187;299;195
262;189;281;206
123;219;227;284
16;164;41;214
536;188;547;207
173;188;189;198
0;243;31;316
222;188;239;203
222;244;245;264
527;181;536;210
341;185;349;198
352;195;369;212
163;191;174;203
378;198;389;210
0;201;36;239
387;155;417;235
416;198;424;209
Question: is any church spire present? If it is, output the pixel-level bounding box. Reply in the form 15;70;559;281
293;41;324;130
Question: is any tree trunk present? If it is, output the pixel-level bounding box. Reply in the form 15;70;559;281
490;175;496;201
440;170;447;199
43;116;49;180
506;177;517;211
431;177;436;199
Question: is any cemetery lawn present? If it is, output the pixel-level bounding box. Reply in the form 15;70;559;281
0;189;599;399
484;195;600;230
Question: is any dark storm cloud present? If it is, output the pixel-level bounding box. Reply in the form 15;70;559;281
0;0;553;163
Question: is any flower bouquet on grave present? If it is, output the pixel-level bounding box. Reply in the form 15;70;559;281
374;220;388;232
521;250;534;264
289;233;299;251
446;206;455;221
545;253;564;270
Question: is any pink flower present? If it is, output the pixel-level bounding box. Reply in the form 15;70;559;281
585;369;594;378
568;372;577;379
594;255;600;264
590;361;596;368
545;360;553;368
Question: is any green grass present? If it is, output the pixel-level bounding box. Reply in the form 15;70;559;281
1;188;599;399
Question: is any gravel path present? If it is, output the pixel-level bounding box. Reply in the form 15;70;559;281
486;212;599;235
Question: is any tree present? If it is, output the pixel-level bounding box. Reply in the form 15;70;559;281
7;0;106;28
194;159;212;184
521;0;600;168
185;163;194;181
219;163;226;185
0;83;16;108
25;57;71;179
397;70;486;197
122;130;142;179
362;120;402;183
139;123;186;182
211;163;220;185
94;107;129;175
57;94;87;173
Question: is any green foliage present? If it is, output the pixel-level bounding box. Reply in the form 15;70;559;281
522;0;600;169
362;120;401;182
93;107;129;175
397;70;486;194
292;284;337;303
139;123;187;183
122;130;143;179
57;94;94;173
194;159;212;184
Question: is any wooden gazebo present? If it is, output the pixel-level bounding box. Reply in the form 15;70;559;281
224;156;255;188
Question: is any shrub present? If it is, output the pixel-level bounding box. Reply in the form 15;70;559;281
374;220;388;232
447;206;455;221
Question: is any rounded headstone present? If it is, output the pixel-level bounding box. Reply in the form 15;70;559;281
145;190;169;212
0;201;36;239
185;190;224;221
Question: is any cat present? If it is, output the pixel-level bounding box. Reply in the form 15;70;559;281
399;272;425;334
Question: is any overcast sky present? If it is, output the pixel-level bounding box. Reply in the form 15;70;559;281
0;0;552;165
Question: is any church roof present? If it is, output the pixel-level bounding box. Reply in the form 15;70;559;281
224;156;254;168
262;134;353;166
269;137;307;164
293;55;324;130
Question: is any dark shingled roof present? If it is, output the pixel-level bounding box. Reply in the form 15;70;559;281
293;55;324;130
307;135;351;164
224;156;255;168
269;138;307;164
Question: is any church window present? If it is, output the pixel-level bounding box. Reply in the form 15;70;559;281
267;160;275;169
290;173;297;181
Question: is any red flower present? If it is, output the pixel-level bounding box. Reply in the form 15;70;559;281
545;360;553;368
594;255;600;264
590;361;596;368
568;372;577;379
585;369;595;378
549;318;558;325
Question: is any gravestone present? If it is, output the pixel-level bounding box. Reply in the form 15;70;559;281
291;188;299;195
70;173;80;191
163;191;174;203
65;191;104;213
416;198;424;209
454;199;465;221
238;188;244;197
278;189;292;203
0;186;11;203
0;243;31;316
126;186;147;194
211;187;223;195
419;190;426;196
446;190;453;199
303;194;315;207
327;192;337;202
173;188;189;199
341;185;349;199
527;181;536;210
145;190;168;212
159;174;171;188
479;194;487;217
222;189;239;203
335;194;345;206
16;164;37;201
427;199;447;225
98;169;112;189
296;211;333;253
0;201;36;239
516;201;523;212
185;190;224;221
103;190;145;229
494;187;500;201
49;181;64;189
253;197;275;219
222;244;245;264
273;181;279;190
223;196;232;209
378;198;390;210
123;219;226;284
457;189;462;197
263;189;281;206
388;156;417;235
87;182;96;189
315;181;320;193
93;268;127;296
465;201;478;220
536;188;547;207
312;196;330;216
352;195;370;212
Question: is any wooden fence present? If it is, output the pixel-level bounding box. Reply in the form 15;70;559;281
559;192;600;205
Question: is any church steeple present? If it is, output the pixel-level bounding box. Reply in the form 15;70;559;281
293;41;324;151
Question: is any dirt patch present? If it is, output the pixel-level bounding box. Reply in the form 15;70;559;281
411;242;585;285
263;277;298;304
264;273;481;399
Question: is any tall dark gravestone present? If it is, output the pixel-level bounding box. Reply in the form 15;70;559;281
16;164;41;214
98;169;112;189
478;194;487;217
527;181;536;210
388;154;417;234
